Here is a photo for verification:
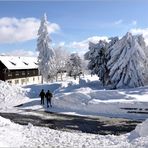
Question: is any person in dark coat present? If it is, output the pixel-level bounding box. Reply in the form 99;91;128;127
39;89;45;105
45;90;53;108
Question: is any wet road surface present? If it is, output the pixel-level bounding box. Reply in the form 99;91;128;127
0;109;141;135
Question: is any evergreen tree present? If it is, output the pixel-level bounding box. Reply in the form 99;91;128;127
84;40;108;85
107;32;147;88
106;37;119;61
84;33;148;88
105;37;119;85
37;13;56;82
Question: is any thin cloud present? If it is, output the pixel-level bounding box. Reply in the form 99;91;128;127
58;41;65;47
132;20;137;26
130;28;148;45
0;17;60;44
114;19;123;25
67;36;109;55
113;19;137;27
2;49;38;57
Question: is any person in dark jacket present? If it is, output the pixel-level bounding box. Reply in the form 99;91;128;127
39;89;45;105
45;90;53;108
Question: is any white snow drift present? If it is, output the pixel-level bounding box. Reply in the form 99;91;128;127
0;80;29;111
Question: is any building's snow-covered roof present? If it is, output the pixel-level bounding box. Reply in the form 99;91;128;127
0;55;38;70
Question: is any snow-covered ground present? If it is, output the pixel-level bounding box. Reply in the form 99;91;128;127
0;75;148;147
22;75;148;120
0;115;148;148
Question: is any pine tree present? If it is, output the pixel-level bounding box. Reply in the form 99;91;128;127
135;35;148;84
107;32;147;88
106;37;119;61
84;33;148;88
84;40;108;85
37;13;56;82
105;37;119;85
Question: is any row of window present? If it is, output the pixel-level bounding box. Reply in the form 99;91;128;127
7;76;40;85
8;70;38;77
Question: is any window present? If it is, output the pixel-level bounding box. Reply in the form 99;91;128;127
9;61;16;66
7;81;12;84
21;79;26;85
33;70;36;75
8;71;12;77
22;71;25;76
15;79;19;84
15;71;19;76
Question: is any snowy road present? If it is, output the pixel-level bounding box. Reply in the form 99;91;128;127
0;110;141;135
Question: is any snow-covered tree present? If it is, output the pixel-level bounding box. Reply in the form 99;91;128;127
84;42;97;75
84;33;148;88
66;53;83;80
135;34;148;84
84;40;108;85
107;32;147;88
37;13;56;82
105;37;119;85
54;46;70;81
106;37;119;61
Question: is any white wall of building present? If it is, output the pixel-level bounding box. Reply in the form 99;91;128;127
6;76;42;85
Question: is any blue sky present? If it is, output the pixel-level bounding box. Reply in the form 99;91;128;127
0;0;148;56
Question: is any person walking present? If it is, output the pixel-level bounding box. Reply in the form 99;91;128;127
45;90;53;108
39;89;45;105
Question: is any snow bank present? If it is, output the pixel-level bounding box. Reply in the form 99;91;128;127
53;88;148;118
0;116;24;147
0;80;29;111
135;119;148;137
0;116;11;127
52;76;148;119
129;119;148;140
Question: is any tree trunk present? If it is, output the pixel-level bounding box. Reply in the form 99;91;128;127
41;75;44;84
60;72;63;81
56;73;58;82
74;75;76;80
79;74;80;80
